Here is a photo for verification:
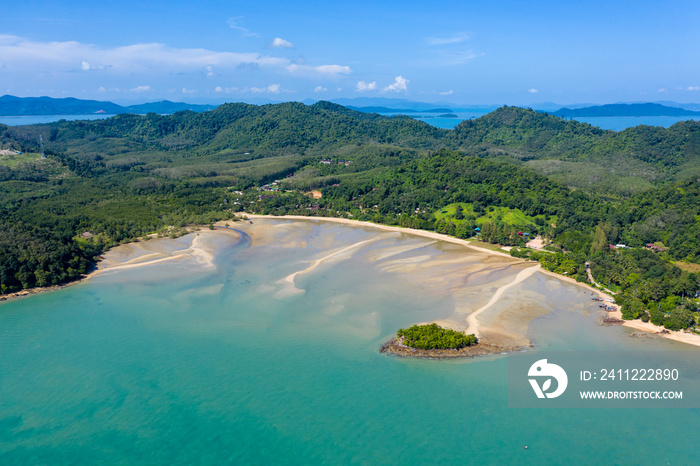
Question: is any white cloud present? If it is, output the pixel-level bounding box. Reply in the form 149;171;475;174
251;84;281;94
286;63;352;76
271;37;294;48
0;35;364;101
356;80;377;92
316;65;351;75
314;86;327;93
131;85;152;92
97;86;106;92
439;90;454;95
214;86;240;94
383;76;408;93
0;34;290;73
528;88;539;94
427;33;469;46
182;87;196;94
0;34;353;94
658;88;667;93
688;86;700;91
226;17;260;37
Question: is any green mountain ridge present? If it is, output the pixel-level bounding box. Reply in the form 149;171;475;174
452;106;700;196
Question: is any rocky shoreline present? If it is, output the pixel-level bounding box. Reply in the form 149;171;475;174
0;276;92;303
598;314;625;326
379;338;530;359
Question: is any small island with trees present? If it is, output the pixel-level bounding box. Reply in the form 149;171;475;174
381;323;517;358
398;323;477;349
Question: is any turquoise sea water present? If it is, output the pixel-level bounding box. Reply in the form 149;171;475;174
1;220;699;465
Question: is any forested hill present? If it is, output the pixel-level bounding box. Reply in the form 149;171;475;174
451;106;700;196
6;102;700;197
8;101;448;156
1;102;699;329
3;102;700;195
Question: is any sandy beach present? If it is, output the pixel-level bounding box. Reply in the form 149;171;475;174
95;229;230;275
237;214;700;349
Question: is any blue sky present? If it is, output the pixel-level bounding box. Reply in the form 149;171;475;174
1;0;699;106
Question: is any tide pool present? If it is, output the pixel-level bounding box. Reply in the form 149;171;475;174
1;220;698;464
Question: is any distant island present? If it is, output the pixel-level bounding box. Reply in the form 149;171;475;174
553;103;700;118
0;95;216;116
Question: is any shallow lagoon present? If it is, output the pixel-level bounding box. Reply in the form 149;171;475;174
1;219;699;464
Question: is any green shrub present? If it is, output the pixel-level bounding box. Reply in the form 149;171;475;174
396;323;477;349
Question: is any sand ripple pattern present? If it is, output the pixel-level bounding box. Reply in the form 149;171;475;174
275;237;382;298
465;264;540;337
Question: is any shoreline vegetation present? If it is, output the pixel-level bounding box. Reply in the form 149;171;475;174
3;214;700;353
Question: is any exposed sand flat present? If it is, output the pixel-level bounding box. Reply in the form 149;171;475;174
239;215;700;349
276;236;384;297
189;233;215;266
375;254;438;273
244;215;516;259
98;253;191;273
465;265;541;337
109;252;171;267
41;213;697;351
282;236;384;284
375;248;486;280
232;216;547;347
96;230;233;276
364;240;438;263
